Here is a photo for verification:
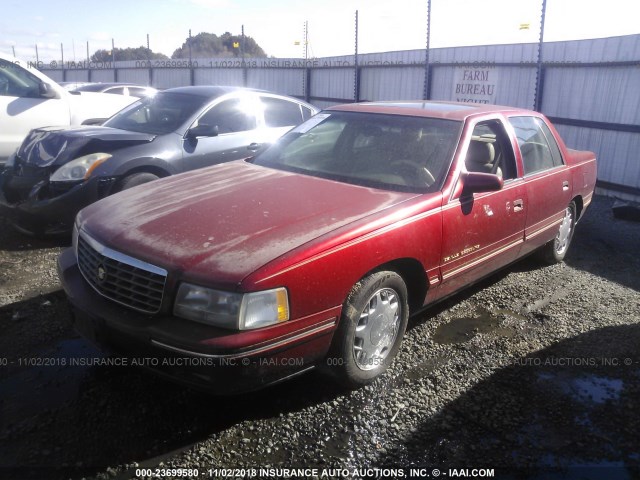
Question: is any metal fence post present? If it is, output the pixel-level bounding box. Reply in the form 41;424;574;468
354;10;359;103
534;0;547;111
423;0;431;100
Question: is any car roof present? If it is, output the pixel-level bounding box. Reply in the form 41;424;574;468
327;101;534;121
160;86;314;106
161;85;255;97
74;83;154;91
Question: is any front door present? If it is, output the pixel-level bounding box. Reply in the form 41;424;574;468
181;96;262;172
440;119;526;293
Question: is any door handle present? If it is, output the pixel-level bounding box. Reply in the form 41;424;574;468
562;181;570;191
513;199;524;213
247;142;262;152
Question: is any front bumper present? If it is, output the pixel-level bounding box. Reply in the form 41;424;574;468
0;171;115;236
57;248;338;394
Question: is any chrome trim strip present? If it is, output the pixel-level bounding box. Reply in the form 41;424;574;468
151;319;337;359
79;229;168;276
525;219;561;241
442;238;523;281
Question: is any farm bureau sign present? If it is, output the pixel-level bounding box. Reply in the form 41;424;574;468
453;66;499;104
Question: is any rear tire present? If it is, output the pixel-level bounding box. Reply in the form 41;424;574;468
326;271;409;388
117;172;160;191
538;201;577;264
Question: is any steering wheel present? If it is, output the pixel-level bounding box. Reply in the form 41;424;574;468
391;160;436;187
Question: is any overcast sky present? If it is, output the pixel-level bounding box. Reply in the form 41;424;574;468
2;0;639;61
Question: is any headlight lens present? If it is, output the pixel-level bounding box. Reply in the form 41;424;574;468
50;152;112;182
173;283;290;330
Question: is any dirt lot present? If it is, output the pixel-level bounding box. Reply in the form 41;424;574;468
0;196;639;480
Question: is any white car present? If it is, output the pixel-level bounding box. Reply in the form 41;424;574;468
0;53;137;165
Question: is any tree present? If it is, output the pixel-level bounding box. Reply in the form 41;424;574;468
171;32;267;59
91;47;168;62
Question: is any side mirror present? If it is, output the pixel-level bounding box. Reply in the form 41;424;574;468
186;124;218;139
39;82;60;99
461;171;503;196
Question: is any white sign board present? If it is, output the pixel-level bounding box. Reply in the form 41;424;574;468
453;66;499;104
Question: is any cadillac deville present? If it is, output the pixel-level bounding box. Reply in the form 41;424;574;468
57;101;597;393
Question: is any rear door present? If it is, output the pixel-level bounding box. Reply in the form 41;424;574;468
508;116;572;256
440;118;526;293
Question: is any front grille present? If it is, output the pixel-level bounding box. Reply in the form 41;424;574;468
77;233;167;314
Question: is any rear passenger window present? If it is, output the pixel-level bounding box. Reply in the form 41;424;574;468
302;106;313;121
262;97;303;127
509;116;563;175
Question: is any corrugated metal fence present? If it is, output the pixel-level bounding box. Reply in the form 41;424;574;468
42;34;640;201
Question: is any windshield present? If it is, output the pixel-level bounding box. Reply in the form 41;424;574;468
253;111;461;193
103;92;210;135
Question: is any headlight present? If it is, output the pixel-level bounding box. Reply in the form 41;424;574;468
50;152;112;182
173;283;290;330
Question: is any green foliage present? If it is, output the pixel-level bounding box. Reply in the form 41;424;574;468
171;32;267;59
91;46;169;62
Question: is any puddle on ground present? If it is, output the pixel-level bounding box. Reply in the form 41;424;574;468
538;371;624;405
403;355;449;381
433;309;518;345
0;338;101;423
322;429;356;461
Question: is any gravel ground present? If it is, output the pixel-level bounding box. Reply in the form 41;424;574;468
0;195;639;480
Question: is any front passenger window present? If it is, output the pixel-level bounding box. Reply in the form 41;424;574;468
0;59;42;98
466;121;517;180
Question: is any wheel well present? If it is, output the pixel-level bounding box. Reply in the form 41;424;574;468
573;195;584;220
114;166;171;192
370;258;427;314
122;166;171;180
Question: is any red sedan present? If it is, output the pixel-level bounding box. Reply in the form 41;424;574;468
58;101;597;393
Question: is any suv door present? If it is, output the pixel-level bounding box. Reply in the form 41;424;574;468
0;59;70;163
180;95;260;172
508;115;572;256
440;118;526;293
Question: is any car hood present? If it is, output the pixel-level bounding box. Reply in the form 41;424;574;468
78;161;419;288
17;126;156;167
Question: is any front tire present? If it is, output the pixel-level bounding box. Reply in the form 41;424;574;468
539;201;577;264
116;172;160;191
327;271;409;388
